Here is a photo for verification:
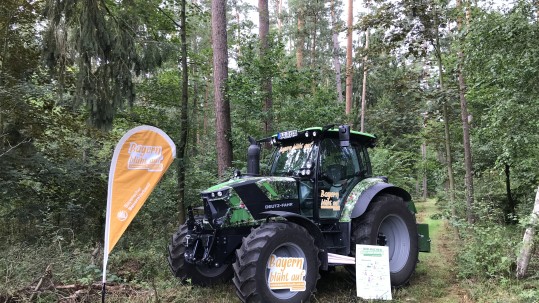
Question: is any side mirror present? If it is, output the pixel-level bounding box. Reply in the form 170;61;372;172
339;125;350;147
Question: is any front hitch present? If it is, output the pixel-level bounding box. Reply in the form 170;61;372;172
186;205;196;231
183;207;216;265
184;232;216;265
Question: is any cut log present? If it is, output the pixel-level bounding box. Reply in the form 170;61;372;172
516;186;539;278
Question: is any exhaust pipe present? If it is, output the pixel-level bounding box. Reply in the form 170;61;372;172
247;136;260;175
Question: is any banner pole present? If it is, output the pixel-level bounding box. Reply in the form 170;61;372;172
101;282;106;303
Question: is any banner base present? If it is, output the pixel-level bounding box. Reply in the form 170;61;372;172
101;282;106;303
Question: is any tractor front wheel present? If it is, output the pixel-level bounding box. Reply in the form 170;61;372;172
168;224;233;286
233;222;320;303
350;194;419;287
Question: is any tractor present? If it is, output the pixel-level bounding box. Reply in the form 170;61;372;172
168;125;430;302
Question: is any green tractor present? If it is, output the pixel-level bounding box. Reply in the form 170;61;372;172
168;125;430;302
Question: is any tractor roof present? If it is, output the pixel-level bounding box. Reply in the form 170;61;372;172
260;125;377;147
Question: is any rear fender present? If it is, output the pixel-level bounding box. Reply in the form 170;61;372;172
340;178;412;222
261;211;328;270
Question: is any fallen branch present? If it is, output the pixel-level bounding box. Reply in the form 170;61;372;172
29;264;53;301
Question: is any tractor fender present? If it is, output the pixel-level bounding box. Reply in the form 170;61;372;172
340;178;412;222
261;211;328;270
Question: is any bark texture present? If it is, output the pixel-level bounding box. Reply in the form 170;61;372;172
259;0;273;135
177;0;189;224
456;0;475;223
212;0;233;176
276;0;283;33
434;5;457;225
296;7;304;69
516;186;539;278
345;0;353;116
360;30;369;131
330;0;343;103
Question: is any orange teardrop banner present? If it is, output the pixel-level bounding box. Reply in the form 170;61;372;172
102;126;176;283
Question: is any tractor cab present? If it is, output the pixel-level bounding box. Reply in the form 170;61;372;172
260;125;376;222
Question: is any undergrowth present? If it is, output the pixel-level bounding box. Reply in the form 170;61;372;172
3;199;539;302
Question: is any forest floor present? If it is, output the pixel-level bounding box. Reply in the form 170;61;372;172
311;198;469;303
3;199;538;302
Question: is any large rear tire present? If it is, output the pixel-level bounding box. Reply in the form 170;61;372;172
349;194;419;287
168;224;233;286
233;222;320;303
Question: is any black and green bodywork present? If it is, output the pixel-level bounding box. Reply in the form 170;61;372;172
183;125;430;270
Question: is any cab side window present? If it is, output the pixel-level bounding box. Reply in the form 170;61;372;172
318;138;360;218
319;138;360;184
354;144;371;178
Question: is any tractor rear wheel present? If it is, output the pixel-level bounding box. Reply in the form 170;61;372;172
168;224;233;286
349;194;419;287
233;222;320;303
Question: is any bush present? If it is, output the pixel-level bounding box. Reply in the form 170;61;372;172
457;223;519;279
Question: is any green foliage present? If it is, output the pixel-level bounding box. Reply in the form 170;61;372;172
370;147;417;193
464;1;539;218
43;0;177;129
456;223;520;280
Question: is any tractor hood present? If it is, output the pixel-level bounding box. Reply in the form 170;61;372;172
201;176;300;227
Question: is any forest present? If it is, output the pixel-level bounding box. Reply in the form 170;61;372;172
1;0;539;302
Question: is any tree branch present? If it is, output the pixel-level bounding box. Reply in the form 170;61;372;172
157;7;181;28
0;138;31;158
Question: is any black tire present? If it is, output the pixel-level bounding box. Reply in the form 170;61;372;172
168;224;233;286
349;194;419;287
233;222;320;303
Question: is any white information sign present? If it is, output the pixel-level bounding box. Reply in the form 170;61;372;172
355;244;392;300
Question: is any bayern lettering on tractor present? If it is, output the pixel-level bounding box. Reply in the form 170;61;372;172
168;125;431;303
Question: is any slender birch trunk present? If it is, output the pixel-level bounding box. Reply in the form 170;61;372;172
516;186;539;278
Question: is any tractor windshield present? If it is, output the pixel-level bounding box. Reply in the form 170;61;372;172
270;142;318;176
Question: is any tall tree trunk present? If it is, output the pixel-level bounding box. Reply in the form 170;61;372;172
194;80;200;147
443;103;457;211
296;7;304;69
516;186;539;278
360;30;369;132
310;12;317;69
204;79;209;139
276;0;283;33
259;0;273;135
456;0;475;224
345;0;353;116
505;162;516;219
330;0;343;103
421;141;427;200
177;0;189;224
233;0;241;58
434;5;457;223
212;0;233;176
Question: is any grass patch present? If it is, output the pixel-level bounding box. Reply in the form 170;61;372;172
4;198;539;302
